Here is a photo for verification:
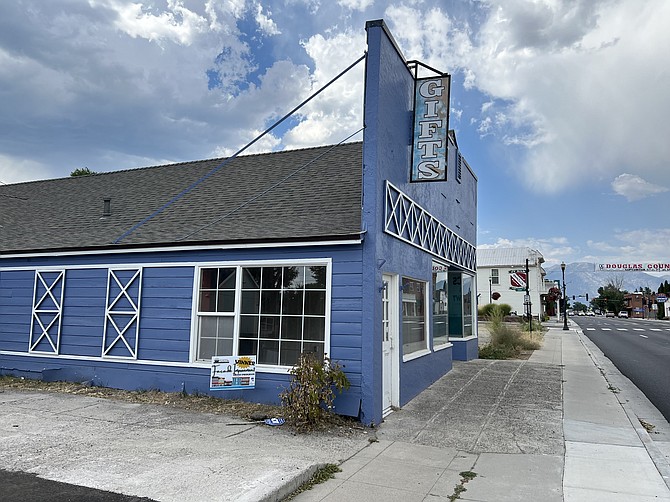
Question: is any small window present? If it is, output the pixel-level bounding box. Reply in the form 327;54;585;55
491;269;499;285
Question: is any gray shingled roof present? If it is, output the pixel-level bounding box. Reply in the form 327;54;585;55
0;142;363;254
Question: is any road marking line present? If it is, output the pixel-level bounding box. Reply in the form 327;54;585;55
640;334;648;338
617;328;628;331
602;328;611;331
650;328;662;331
586;328;596;331
633;328;645;331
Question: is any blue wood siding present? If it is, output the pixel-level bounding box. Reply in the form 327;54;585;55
0;270;33;352
61;269;106;356
0;243;364;417
137;266;194;362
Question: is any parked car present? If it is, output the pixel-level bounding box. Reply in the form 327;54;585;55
587;311;595;316
606;311;615;317
618;311;629;318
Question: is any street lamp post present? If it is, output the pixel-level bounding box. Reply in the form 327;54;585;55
561;262;569;330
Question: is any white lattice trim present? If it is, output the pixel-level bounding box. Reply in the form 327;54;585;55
384;181;476;272
29;270;65;354
103;268;142;358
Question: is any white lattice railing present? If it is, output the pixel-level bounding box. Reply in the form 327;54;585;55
384;181;476;272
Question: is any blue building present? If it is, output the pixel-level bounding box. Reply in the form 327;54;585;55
0;20;477;426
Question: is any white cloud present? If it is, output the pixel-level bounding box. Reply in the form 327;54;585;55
254;4;281;36
282;29;366;149
587;228;670;261
464;0;670;193
611;173;668;201
94;0;210;45
337;0;374;11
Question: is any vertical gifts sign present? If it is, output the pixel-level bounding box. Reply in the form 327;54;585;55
411;73;451;182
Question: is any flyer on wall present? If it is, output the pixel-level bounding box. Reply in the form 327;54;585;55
210;355;257;391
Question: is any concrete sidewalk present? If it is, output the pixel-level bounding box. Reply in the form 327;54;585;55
294;322;670;501
2;322;670;501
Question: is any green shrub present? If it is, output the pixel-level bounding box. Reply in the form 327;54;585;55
280;353;350;431
478;343;519;359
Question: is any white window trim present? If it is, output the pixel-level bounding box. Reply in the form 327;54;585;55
433;342;453;352
403;348;431;362
189;258;332;372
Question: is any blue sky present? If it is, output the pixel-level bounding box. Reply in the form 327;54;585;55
1;0;668;267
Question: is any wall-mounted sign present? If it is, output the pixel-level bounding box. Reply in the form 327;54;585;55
509;270;527;291
411;76;450;182
210;355;256;390
596;262;670;272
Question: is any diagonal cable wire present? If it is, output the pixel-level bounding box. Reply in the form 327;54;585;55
176;127;364;241
113;53;367;245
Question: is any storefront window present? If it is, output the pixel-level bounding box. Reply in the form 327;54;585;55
463;274;473;337
402;277;427;355
196;263;328;367
447;271;475;338
432;263;449;347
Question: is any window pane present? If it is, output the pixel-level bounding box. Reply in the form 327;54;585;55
262;267;282;289
200;268;218;289
216;337;233;356
217;316;234;338
259;316;280;339
198;337;216;360
217;291;235;312
241;291;260;314
218;268;236;289
303;342;324;360
433;268;449;346
261;290;281;314
281;317;302;340
199;291;216;312
238;338;258;356
305;266;326;289
280;341;301;366
304;291;325;315
258;340;279;365
242;267;261;289
402;277;427;354
283;266;304;289
304;317;325;341
239;315;259;338
282;290;303;315
199;316;217;338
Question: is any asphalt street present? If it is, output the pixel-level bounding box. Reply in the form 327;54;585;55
0;468;157;502
574;315;670;421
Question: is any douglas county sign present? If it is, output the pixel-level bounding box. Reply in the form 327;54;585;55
596;263;670;273
411;76;450;182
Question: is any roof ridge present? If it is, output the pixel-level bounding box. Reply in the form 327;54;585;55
0;141;364;188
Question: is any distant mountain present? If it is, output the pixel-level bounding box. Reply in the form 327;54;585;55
544;262;670;303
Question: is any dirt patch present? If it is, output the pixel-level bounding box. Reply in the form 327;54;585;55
0;376;365;437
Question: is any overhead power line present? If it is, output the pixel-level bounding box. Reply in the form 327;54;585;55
113;53;367;245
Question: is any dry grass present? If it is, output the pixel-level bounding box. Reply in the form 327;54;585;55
0;376;365;436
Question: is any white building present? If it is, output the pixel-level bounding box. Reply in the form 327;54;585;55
476;247;548;319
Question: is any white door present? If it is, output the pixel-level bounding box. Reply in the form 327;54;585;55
382;274;397;416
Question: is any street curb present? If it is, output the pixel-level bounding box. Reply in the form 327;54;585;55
574;327;670;491
257;463;326;502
